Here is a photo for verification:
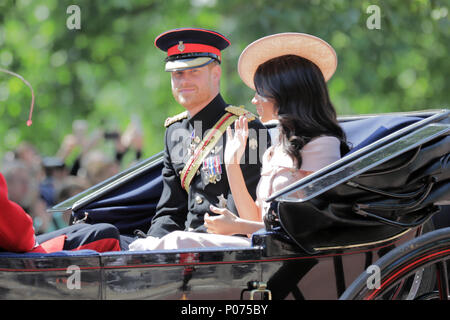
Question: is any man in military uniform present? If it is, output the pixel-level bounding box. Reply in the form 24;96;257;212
143;28;270;240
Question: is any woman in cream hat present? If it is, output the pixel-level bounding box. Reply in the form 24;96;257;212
204;32;349;236
129;33;349;250
244;32;341;145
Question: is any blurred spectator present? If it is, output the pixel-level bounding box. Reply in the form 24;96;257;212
81;150;120;186
57;119;103;176
1;116;145;234
57;175;90;203
2;160;34;210
55;175;90;226
39;156;68;208
1;160;50;235
14;141;45;181
57;117;143;178
116;114;144;165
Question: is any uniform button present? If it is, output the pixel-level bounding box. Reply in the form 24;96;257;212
195;195;203;204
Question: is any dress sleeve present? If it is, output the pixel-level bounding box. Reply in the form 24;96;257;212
266;136;341;200
300;136;341;172
0;173;36;252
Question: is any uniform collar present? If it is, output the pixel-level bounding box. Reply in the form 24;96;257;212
188;93;228;132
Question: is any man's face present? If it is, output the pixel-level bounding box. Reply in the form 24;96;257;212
171;63;221;110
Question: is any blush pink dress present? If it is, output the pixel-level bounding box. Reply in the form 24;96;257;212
256;136;341;217
128;136;341;251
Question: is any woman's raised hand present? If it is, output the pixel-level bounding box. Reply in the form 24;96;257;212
224;116;248;166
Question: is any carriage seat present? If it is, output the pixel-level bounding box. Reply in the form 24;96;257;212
259;113;449;254
340;115;422;155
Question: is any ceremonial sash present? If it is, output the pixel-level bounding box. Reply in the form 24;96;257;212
180;112;238;192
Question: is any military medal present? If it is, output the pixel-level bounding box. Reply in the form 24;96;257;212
212;156;222;182
180;110;242;192
201;155;222;186
188;130;201;157
217;194;227;208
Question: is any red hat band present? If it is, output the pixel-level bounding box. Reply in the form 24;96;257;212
167;43;221;59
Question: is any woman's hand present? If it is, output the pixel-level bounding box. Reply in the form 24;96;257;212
204;205;241;235
224;116;248;166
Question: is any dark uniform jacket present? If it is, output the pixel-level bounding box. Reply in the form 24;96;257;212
147;94;270;238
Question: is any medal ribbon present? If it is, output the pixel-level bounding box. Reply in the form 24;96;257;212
180;112;237;192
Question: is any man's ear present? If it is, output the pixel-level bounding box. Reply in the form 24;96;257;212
211;63;222;84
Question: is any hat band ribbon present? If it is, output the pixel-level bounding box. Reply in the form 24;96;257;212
168;43;221;57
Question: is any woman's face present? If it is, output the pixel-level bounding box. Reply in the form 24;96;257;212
251;92;278;123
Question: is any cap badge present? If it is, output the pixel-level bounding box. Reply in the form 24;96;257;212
178;41;185;52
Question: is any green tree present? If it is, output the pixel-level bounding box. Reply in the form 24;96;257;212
0;0;448;164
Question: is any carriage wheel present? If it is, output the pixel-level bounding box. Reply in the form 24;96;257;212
339;227;450;300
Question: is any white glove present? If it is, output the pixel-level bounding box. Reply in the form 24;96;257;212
128;236;160;251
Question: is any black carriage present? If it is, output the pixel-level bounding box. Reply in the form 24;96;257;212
0;109;449;300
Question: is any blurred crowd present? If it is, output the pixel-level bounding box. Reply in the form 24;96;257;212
1;118;143;235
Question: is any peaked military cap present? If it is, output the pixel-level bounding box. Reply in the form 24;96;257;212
154;28;230;72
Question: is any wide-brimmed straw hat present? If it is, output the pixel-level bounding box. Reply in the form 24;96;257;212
238;32;337;90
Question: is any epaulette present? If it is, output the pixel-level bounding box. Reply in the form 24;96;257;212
164;111;188;127
225;105;256;121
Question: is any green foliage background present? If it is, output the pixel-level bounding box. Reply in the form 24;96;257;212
0;0;448;164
